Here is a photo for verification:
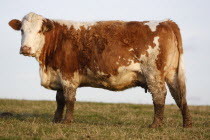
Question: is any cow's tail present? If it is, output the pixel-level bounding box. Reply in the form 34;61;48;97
177;54;186;104
169;20;186;105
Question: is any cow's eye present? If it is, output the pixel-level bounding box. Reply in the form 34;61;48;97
21;29;24;35
38;30;42;33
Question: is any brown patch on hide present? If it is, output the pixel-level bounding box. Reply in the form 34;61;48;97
42;19;54;32
39;20;80;78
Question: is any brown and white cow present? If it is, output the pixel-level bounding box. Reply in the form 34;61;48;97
9;12;192;128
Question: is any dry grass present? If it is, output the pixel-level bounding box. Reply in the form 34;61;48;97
0;99;209;140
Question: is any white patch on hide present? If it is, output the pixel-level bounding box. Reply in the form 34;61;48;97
39;66;49;87
129;48;134;52
118;60;141;73
108;60;141;89
87;68;94;75
138;36;165;94
97;71;107;76
140;36;160;62
153;36;160;47
144;19;169;32
55;20;96;30
39;66;61;89
61;72;80;88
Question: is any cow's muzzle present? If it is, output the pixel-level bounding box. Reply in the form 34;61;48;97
20;46;31;56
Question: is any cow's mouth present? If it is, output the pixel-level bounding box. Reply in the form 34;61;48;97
20;46;35;57
20;52;36;57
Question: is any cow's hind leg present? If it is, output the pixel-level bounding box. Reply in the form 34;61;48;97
166;71;192;127
147;75;167;128
53;90;65;123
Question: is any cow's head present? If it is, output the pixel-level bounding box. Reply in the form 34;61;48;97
9;12;53;57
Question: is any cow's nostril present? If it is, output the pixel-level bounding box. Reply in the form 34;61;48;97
20;46;31;55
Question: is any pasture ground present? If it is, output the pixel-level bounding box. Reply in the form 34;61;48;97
0;99;209;140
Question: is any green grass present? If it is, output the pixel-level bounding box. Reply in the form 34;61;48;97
0;99;209;140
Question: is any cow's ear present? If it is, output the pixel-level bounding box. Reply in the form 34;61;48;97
9;19;22;30
42;19;53;32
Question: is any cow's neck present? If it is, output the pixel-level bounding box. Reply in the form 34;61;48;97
38;20;85;78
38;21;68;67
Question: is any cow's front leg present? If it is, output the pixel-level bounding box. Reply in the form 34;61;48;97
53;90;65;123
62;86;77;124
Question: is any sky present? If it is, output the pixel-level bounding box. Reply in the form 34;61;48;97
0;0;210;105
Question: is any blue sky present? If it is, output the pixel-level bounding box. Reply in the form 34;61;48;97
0;0;210;105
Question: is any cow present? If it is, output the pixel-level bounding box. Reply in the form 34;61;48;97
9;12;192;128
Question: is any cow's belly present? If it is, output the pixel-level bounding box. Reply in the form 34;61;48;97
108;71;139;90
81;70;146;91
39;67;62;90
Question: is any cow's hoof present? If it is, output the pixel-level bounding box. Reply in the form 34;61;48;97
61;119;73;124
52;118;62;123
183;122;193;128
149;123;162;128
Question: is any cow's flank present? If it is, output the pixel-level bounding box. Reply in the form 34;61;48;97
9;12;192;128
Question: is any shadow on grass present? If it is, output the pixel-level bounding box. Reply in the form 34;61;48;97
0;111;150;128
0;111;53;122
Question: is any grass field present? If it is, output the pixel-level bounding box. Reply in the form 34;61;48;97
0;99;209;140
